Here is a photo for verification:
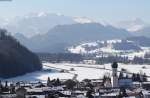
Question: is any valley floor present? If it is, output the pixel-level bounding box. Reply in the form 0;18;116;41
2;63;150;82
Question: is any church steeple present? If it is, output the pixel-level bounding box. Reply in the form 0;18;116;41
111;62;118;87
111;62;118;68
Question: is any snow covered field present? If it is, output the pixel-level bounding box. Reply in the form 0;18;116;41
68;40;150;59
2;63;150;82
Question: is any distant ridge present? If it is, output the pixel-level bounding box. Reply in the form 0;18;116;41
15;23;131;53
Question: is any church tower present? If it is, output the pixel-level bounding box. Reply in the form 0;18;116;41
111;62;118;88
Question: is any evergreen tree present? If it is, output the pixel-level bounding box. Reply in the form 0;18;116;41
143;73;147;82
64;79;76;90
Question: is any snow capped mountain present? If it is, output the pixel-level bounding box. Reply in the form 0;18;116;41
114;18;150;37
24;12;63;18
115;18;149;32
12;22;131;53
0;12;97;38
37;12;49;17
3;12;77;37
74;17;94;24
68;37;150;59
1;14;150;38
135;26;150;37
0;18;10;27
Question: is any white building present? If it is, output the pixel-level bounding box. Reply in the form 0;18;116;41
111;62;118;88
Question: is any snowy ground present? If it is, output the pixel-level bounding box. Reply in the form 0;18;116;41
2;63;150;82
68;40;150;59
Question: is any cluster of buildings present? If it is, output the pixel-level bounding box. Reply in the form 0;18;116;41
0;62;150;98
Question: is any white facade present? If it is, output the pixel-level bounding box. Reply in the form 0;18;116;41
111;68;118;88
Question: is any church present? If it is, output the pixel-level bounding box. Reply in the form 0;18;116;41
104;62;133;88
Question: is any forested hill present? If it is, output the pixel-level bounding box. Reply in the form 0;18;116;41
0;29;42;78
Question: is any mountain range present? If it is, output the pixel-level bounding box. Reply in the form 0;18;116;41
14;23;131;53
115;18;150;37
0;12;93;37
0;12;150;53
0;13;150;38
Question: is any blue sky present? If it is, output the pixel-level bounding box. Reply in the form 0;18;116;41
0;0;149;23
